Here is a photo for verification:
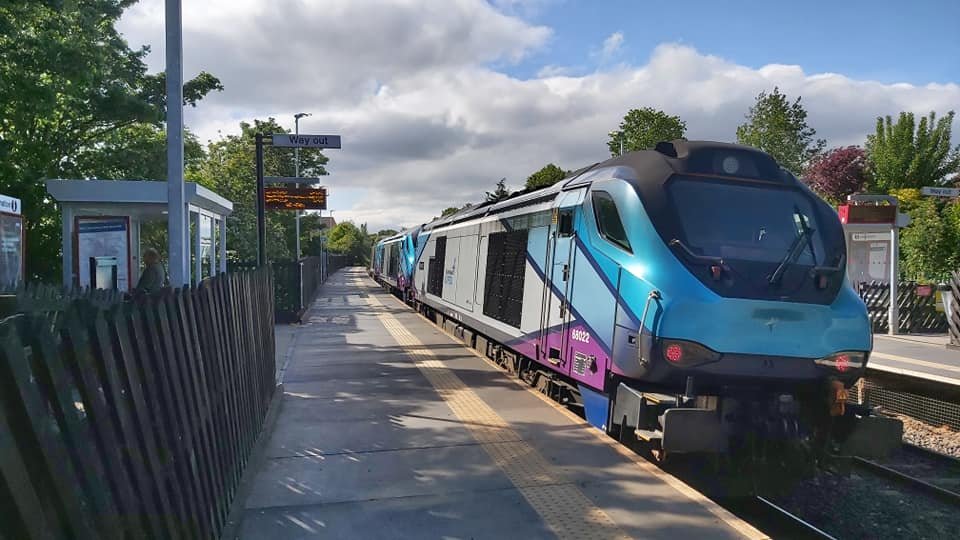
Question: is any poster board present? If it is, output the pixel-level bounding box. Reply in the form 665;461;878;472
0;194;24;287
200;215;213;278
75;216;131;290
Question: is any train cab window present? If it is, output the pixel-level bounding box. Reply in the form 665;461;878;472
558;210;574;237
591;191;632;252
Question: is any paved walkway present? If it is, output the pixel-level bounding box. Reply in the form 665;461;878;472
233;268;759;539
871;334;960;385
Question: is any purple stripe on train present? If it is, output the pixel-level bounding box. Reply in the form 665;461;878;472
506;321;610;391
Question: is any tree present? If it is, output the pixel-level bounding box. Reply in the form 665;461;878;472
865;111;959;192
436;203;472;221
736;87;825;175
376;229;399;237
525;163;567;190
899;198;958;282
803;146;868;203
0;1;222;280
485;178;511;202
607;107;686;156
192;118;328;262
326;221;371;263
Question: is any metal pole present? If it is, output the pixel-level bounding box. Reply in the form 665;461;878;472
295;116;301;260
889;225;899;335
620;135;624;156
165;0;186;286
218;217;227;274
256;133;266;267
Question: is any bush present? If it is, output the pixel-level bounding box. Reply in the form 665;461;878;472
899;199;958;282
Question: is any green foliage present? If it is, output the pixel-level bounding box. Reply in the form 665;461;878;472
736;87;825;175
326;221;371;263
192;118;329;262
899;198;958;282
865;111;959;191
607;107;686;156
525;163;567;190
485;178;511;202
0;0;221;281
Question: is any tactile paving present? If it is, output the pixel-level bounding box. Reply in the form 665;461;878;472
361;285;630;540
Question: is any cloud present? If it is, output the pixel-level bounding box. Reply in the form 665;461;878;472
118;3;960;233
598;31;624;61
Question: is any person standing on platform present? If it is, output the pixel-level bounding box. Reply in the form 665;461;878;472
134;248;167;295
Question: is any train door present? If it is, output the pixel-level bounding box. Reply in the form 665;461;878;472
539;190;583;374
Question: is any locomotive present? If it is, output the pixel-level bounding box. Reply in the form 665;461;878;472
372;140;899;458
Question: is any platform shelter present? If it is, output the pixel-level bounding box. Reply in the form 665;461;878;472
46;179;233;290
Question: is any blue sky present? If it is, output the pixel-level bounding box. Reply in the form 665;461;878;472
502;0;960;84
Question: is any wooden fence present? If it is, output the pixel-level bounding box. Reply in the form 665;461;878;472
232;255;349;322
858;281;948;334
0;267;276;539
949;272;960;347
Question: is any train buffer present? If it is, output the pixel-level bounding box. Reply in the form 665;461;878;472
229;268;765;539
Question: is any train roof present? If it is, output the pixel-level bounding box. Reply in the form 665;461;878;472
421;140;797;232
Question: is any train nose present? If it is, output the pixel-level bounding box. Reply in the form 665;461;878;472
660;297;869;359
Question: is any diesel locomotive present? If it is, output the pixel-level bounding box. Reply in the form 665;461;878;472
371;140;899;457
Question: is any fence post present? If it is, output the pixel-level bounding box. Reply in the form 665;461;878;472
889;227;899;335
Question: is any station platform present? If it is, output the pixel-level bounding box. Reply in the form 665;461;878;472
232;268;762;539
870;333;960;385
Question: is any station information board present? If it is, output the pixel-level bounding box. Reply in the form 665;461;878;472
264;186;327;210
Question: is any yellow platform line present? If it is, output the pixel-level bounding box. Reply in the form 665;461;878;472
358;276;766;539
361;288;630;540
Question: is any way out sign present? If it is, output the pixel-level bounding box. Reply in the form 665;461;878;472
921;186;960;197
271;134;341;149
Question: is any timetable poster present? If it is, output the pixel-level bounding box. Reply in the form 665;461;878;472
0;213;23;287
77;217;131;290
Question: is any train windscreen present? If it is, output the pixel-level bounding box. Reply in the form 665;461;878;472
668;177;826;266
663;174;845;304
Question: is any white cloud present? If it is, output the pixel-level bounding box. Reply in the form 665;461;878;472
598;31;624;61
118;2;960;233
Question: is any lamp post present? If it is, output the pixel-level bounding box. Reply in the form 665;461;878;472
165;0;186;285
294;112;311;260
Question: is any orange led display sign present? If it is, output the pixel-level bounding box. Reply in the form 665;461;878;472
264;186;327;210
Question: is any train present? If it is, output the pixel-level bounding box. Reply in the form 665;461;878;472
371;140;900;459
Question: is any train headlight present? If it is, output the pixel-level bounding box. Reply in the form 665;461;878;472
659;339;721;368
815;351;867;373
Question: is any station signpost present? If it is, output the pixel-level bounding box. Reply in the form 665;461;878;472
254;133;341;267
839;194;911;334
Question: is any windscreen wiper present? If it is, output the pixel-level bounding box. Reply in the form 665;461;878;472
768;225;814;285
669;238;725;266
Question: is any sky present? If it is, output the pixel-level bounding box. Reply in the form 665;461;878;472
117;0;960;232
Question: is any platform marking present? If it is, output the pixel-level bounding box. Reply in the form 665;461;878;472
867;363;960;386
361;289;630;540
362;276;767;540
871;351;960;374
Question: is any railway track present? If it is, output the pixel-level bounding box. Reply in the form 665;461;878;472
852;443;960;505
738;496;838;539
